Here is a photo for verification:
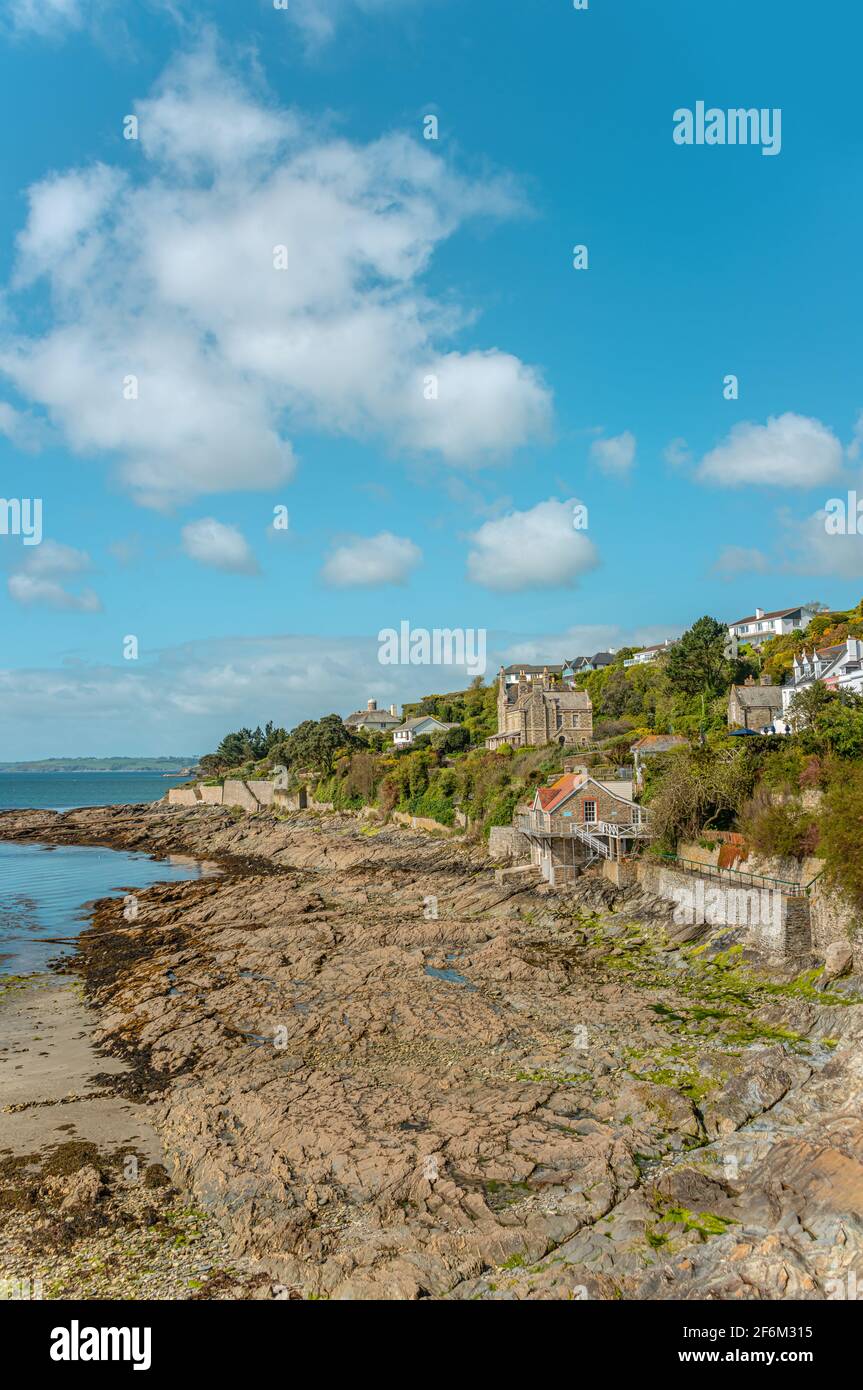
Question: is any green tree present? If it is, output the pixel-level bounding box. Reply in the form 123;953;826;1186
214;728;255;766
282;714;358;775
809;692;863;758
666;616;735;698
788;682;834;731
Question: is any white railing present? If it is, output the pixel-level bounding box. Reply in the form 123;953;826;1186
593;819;651;839
571;823;613;859
517;812;651;840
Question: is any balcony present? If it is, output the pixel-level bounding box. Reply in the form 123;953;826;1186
517;812;650;840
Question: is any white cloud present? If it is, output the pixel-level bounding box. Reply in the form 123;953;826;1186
714;545;771;578
22;539;91;577
504;624;682;665
7;0;427;49
589;430;636;477
181;518;258;574
7;540;101;611
7;0;84;36
0;631;483;759
696;413;844;488
321;531;421;587
466;498;599;592
778;500;863;578
7;574;101;611
0;41;550;507
663;437;691;468
0;400;48;451
281;0;422;50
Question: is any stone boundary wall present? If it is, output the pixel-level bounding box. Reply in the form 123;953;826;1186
167;780;307;812
636;860;811;962
391;810;457;835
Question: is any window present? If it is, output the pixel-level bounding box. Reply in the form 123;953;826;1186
583;800;597;823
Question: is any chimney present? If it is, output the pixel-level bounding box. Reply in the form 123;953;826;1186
760;674;772;686
755;608;765;619
389;704;398;717
367;698;377;712
744;676;755;686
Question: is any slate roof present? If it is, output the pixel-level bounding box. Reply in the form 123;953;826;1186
730;606;807;627
345;709;401;727
503;686;591;709
502;664;565;676
395;717;458;732
630;735;688;753
731;685;784;709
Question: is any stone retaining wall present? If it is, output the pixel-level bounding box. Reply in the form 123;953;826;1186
636;860;811;962
166;787;199;807
488;826;530;862
809;879;860;963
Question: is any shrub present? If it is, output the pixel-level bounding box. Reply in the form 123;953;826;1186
738;788;818;861
819;763;863;907
644;746;755;849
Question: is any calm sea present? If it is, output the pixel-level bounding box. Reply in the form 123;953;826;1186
0;771;187;811
0;772;206;975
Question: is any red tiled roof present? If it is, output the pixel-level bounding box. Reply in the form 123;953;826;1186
543;773;585;814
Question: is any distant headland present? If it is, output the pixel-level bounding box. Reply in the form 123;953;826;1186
0;757;199;774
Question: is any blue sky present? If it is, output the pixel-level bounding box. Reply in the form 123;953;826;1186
1;0;861;758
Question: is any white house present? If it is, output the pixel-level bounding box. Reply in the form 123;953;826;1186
728;605;818;648
623;639;678;668
501;664;565;686
781;639;863;720
393;716;460;747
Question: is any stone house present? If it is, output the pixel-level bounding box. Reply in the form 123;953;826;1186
727;677;784;731
516;770;650;886
345;699;401;733
485;667;593;750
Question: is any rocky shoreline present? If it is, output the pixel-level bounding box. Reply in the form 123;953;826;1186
1;801;862;1301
